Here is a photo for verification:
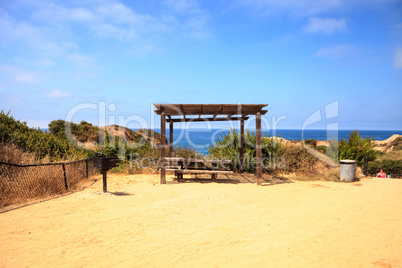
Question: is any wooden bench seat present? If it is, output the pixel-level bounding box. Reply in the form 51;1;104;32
180;169;233;174
164;157;234;181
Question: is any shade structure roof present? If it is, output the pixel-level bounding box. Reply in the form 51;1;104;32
153;104;268;117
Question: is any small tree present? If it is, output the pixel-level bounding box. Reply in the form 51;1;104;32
338;130;379;166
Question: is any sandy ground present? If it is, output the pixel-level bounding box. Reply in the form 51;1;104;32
1;174;401;268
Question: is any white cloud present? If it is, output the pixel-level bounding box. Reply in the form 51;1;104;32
315;44;355;59
234;0;397;17
234;0;342;16
1;0;210;65
394;48;402;71
164;0;199;12
34;58;57;67
66;53;96;67
0;65;40;83
15;73;37;83
0;11;79;57
47;89;70;98
32;1;170;43
163;0;210;39
304;17;347;34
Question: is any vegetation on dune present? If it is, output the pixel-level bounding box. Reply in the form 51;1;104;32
0;112;198;174
48;119;166;162
337;130;379;166
367;159;402;176
207;129;338;179
368;137;402;176
3;111;399;177
137;129;167;144
305;131;379;166
0;111;91;162
278;144;317;174
304;131;402;177
389;137;402;152
107;125;144;143
207;129;282;172
49;119;104;144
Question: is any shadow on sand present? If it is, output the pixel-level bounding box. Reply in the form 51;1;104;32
110;191;134;196
177;173;294;186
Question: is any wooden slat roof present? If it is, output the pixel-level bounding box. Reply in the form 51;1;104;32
153;104;268;116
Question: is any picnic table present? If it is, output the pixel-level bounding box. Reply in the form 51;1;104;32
164;157;233;181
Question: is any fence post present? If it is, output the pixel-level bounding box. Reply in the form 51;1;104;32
102;169;107;193
62;163;68;190
364;155;368;176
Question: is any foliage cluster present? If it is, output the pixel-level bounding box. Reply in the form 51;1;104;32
304;139;317;146
207;129;282;172
109;125;144;143
137;129;166;143
277;144;317;173
390;137;402;150
304;139;327;154
49;119;105;143
0;111;90;162
113;145;201;174
367;159;402;176
326;130;379;166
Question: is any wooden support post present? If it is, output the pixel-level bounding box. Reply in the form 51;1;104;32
102;169;107;193
256;112;262;185
239;118;244;173
169;120;174;157
62;163;68;190
160;112;166;184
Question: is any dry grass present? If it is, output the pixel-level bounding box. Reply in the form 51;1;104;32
0;164;66;207
0;143;98;207
0;142;37;164
377;148;402;161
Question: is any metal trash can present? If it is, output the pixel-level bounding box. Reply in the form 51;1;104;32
340;159;356;182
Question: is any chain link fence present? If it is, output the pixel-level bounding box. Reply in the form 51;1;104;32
0;158;97;208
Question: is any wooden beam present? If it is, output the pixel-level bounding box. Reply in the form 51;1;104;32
239;117;244;173
166;116;249;123
213;104;223;119
179;104;184;116
256;112;262;185
160;112;166;184
169;120;174;157
153;104;268;115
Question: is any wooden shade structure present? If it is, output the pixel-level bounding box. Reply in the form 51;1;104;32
154;104;268;185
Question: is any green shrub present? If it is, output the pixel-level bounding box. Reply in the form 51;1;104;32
314;145;327;154
207;129;281;172
367;159;402;176
49;119;103;144
337;130;379;166
0;111;90;161
305;139;317;146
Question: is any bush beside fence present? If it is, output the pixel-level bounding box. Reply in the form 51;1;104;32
0;158;97;207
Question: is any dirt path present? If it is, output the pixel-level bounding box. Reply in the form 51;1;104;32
1;174;401;267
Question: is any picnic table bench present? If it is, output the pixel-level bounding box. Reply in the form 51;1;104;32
164;157;233;181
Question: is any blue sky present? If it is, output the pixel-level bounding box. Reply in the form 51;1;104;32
1;0;401;130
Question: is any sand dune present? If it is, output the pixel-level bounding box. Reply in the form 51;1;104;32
1;174;401;267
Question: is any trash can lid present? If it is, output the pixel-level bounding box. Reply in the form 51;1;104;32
340;159;356;164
